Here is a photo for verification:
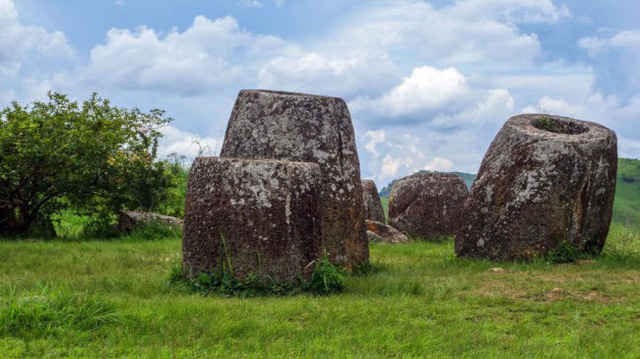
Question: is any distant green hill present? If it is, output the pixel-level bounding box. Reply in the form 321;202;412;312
378;158;640;228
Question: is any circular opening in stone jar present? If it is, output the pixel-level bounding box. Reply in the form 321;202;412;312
531;116;589;135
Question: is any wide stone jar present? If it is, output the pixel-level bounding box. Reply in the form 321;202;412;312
456;114;617;260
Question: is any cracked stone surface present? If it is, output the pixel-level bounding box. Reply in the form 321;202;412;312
362;179;385;223
220;89;368;269
388;172;468;239
118;211;183;233
455;114;618;261
182;157;322;283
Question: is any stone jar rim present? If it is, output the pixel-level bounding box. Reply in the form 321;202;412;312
507;113;614;143
238;88;343;100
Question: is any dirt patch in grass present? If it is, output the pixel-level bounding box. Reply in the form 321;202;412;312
530;288;613;303
469;273;619;304
467;279;530;300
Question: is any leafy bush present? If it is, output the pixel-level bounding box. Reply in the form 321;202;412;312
154;156;189;218
307;256;346;295
0;92;174;237
546;240;583;263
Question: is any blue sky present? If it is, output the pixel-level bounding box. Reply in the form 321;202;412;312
2;0;639;186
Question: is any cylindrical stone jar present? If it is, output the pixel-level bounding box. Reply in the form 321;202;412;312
455;114;618;260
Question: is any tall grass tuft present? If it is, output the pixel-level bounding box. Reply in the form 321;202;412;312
307;256;345;295
0;288;121;338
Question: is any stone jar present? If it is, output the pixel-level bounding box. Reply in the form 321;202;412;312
220;89;368;269
455;114;617;260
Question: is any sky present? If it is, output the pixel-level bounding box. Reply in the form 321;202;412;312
1;0;639;187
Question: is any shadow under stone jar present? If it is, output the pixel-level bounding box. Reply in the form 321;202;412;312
455;114;618;261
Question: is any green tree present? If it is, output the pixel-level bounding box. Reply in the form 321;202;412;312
0;92;173;236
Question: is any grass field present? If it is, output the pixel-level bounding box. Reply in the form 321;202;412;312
614;159;640;228
2;224;640;357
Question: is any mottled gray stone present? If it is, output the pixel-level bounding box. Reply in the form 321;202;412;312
455;114;618;260
220;89;368;269
362;179;385;223
182;157;322;283
365;220;409;244
117;211;183;233
389;172;468;239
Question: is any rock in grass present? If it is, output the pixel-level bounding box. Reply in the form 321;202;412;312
182;157;322;283
455;114;617;261
220;89;368;269
117;211;183;233
365;220;409;244
366;230;384;243
388;172;468;239
362;179;385;223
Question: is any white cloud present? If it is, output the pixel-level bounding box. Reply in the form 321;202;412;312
482;65;596;102
0;0;72;76
378;150;454;184
240;0;285;8
381;154;402;178
0;89;15;104
380;66;468;116
424;157;454;172
448;0;570;24
239;0;263;8
521;96;582;116
158;125;221;158
360;131;460;185
64;16;292;96
579;30;640;55
258;51;397;97
351;66;469;118
50;0;568;106
620;137;640;159
363;130;386;157
431;88;515;128
0;0;17;20
327;0;544;68
578;29;640;95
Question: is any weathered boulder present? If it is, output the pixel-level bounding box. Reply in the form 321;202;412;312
365;220;409;244
117;211;183;233
366;231;384;242
220;89;368;269
362;179;385;223
182;157;322;283
455;114;617;261
388;172;468;239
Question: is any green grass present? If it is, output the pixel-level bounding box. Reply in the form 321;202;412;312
614;158;640;228
380;196;389;221
2;224;640;357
